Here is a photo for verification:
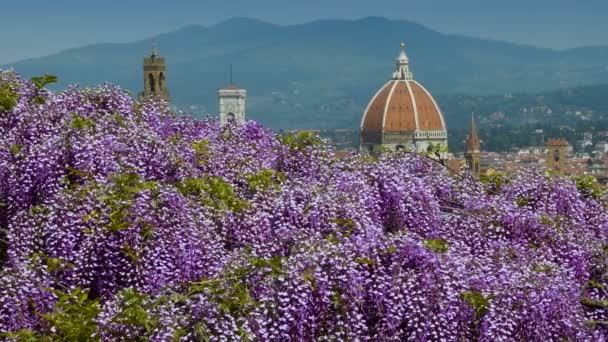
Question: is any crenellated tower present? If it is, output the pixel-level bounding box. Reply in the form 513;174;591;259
547;138;568;176
140;47;170;101
465;114;481;175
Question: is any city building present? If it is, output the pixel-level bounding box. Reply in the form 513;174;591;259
465;114;481;175
360;43;448;154
140;47;170;101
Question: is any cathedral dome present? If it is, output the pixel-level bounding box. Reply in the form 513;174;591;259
361;44;445;134
360;43;447;152
360;79;446;133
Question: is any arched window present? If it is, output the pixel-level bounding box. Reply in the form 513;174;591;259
149;74;156;94
159;72;165;92
227;112;236;123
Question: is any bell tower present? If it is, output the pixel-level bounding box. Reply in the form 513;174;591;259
218;65;247;126
465;114;481;176
140;46;170;101
547;139;568;176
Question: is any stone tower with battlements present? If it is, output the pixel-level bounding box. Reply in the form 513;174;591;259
465;114;481;175
140;47;170;101
547;138;568;176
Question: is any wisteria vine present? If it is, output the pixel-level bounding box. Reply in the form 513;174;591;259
0;69;607;341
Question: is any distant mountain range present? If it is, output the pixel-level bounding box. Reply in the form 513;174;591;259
3;17;608;130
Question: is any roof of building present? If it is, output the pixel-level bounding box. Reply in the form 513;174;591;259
222;84;242;90
547;138;569;147
360;44;446;134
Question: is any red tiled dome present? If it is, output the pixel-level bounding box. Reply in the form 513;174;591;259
360;43;446;136
360;79;446;133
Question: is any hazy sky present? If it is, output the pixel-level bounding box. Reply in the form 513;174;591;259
1;0;607;64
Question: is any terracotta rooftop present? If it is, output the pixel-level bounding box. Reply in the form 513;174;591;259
222;84;241;90
546;138;569;147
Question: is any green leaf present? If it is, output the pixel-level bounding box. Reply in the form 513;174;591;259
461;291;493;316
278;131;323;151
246;169;286;193
9;144;22;156
423;239;449;254
38;287;101;341
354;257;377;265
0;82;19;111
70;114;95;131
30;74;58;89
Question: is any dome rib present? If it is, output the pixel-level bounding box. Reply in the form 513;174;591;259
384;81;416;132
405;80;420;131
360;81;392;132
410;81;445;131
381;81;399;132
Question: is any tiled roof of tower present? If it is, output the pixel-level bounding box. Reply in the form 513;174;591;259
222;84;241;90
547;138;569;146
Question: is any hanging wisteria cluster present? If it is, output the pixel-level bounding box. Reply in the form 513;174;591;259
0;69;607;341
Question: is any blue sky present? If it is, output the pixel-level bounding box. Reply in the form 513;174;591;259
1;0;607;64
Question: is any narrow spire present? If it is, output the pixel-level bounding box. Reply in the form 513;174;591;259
151;44;158;57
393;41;413;80
466;113;480;152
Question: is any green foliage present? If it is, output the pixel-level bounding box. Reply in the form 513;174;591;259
425;143;448;162
30;74;58;90
176;176;249;212
516;196;530;208
1;329;52;342
192;139;211;165
354;257;377;265
245;169;286;193
376;145;395;154
479;172;510;192
189;276;256;319
9;144;22;156
278;131;322;151
103;172;159;233
0;82;19;111
45;256;75;273
110;289;158;334
461;291;493;316
302;267;317;291
39;287;101;341
574;176;604;200
326;217;356;241
423;239;449;254
249;256;283;277
70;114;96;131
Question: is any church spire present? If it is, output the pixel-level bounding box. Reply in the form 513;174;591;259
466;114;480;152
393;42;413;80
465;113;481;175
